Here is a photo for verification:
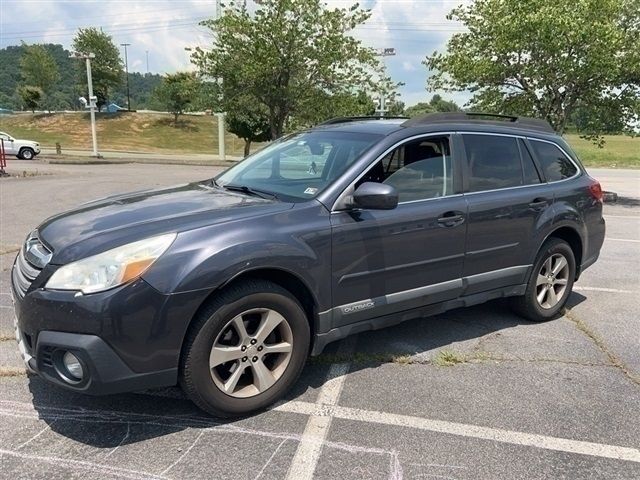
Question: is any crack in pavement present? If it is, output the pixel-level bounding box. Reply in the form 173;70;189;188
564;307;640;387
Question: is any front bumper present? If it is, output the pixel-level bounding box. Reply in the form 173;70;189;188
11;266;208;395
15;328;176;395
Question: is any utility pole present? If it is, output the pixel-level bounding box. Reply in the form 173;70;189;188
70;51;99;157
215;0;226;161
374;47;396;117
145;50;149;74
120;43;131;110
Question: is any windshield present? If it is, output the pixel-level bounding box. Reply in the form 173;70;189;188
216;131;382;202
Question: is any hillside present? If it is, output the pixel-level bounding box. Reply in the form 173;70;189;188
0;112;638;166
0;112;254;156
0;44;163;111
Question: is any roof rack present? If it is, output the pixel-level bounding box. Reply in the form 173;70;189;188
319;116;408;126
402;112;555;133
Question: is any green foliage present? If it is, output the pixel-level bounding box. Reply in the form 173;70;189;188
405;102;434;118
19;43;60;107
428;94;461;113
404;95;462;118
154;72;200;123
194;0;379;139
226;108;272;157
72;28;124;111
16;85;43;112
111;72;163;110
426;0;640;137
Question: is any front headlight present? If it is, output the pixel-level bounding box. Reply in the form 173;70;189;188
46;233;176;294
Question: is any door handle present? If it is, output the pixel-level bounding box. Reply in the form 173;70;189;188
437;211;465;228
528;198;549;210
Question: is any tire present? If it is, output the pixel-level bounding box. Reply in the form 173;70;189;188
510;238;576;322
180;280;310;417
19;148;35;160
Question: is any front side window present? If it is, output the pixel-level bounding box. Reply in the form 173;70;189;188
464;134;523;192
356;136;453;202
216;131;382;201
529;140;578;182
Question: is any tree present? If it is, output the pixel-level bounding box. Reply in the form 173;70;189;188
19;43;60;111
154;72;200;123
404;95;462;118
226;104;272;157
425;0;640;136
405;102;435;118
17;85;43;112
72;28;123;111
194;0;378;139
428;94;461;113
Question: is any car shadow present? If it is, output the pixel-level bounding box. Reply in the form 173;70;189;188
24;296;579;449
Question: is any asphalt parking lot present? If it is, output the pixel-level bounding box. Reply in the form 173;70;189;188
0;160;638;479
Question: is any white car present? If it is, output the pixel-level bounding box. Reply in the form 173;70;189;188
0;131;40;160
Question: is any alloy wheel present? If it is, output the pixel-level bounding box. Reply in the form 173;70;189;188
535;253;569;309
209;308;293;398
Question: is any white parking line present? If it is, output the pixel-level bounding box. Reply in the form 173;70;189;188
284;337;356;480
574;286;636;294
604;215;640;219
606;238;640;243
276;401;640;464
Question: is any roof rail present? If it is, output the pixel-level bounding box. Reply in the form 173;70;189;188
402;112;555;133
319;116;408;126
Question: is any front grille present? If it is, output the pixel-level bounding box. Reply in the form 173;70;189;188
12;233;51;298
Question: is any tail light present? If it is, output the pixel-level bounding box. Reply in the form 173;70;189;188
588;177;604;203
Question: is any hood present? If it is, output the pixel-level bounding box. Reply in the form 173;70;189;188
38;181;294;264
17;139;39;146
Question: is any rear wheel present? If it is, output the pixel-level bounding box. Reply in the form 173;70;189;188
510;238;576;322
180;280;310;417
19;148;35;160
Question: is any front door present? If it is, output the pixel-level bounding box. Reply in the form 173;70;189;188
330;134;467;328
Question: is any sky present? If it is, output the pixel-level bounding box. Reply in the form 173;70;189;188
0;0;472;107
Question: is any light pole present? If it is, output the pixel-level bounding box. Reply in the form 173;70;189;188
70;51;99;157
215;0;226;162
120;43;131;110
374;47;396;117
186;41;226;162
145;50;149;74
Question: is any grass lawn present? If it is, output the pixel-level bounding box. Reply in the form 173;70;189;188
563;134;639;169
0;112;253;156
1;113;638;168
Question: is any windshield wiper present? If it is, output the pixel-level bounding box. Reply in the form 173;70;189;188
222;184;278;200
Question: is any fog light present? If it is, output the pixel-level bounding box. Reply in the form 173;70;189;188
62;351;84;381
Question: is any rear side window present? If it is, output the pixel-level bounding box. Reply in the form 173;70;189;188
519;139;542;185
529;140;578;182
464;134;522;192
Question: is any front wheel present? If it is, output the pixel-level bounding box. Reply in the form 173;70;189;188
510;238;576;322
180;280;310;417
19;148;35;160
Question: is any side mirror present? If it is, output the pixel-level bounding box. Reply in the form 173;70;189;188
352;182;398;210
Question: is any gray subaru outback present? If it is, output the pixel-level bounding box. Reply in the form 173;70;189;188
12;112;605;417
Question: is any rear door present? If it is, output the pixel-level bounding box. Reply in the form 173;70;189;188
461;133;556;294
329;134;468;328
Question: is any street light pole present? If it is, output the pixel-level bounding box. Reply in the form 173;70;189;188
85;56;99;156
70;51;99;157
121;43;131;110
215;0;226;161
374;47;396;118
